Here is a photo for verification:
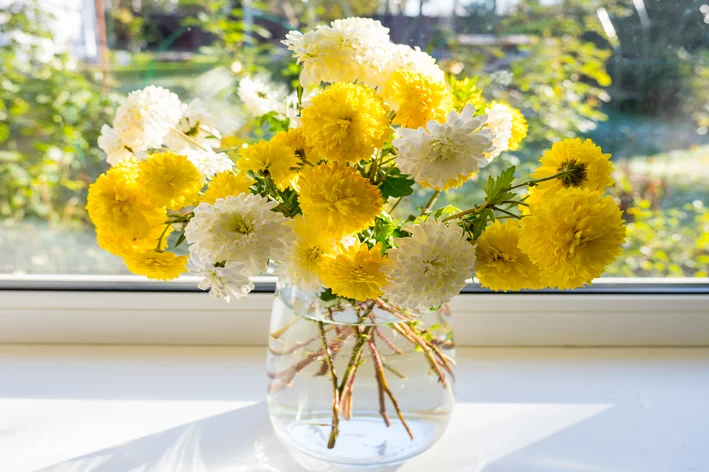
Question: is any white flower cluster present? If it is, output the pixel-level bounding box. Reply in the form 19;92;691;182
237;74;289;117
393;105;494;189
385;219;476;311
484;102;515;160
185;193;293;301
98;87;229;181
282;17;444;88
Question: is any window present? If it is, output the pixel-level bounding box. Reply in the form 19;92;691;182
1;0;708;281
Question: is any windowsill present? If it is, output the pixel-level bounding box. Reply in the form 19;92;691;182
2;344;708;471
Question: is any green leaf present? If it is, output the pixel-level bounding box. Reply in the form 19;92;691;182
174;231;186;248
485;166;517;206
379;167;415;200
319;288;338;302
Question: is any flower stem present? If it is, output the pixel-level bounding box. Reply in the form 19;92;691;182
491;206;521;219
421;189;441;216
441;201;489;223
388;196;404;214
154;223;172;252
170;127;208;151
508;169;570;191
319;321;341;450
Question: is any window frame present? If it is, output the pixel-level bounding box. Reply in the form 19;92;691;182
1;275;707;347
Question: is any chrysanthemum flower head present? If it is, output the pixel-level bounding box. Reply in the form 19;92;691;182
384;219;476;310
184;193;291;273
86;163;166;240
298;162;382;238
531;138;614;198
301;82;390;163
201;170;255;205
283;18;391;86
385;69;453;130
181;149;234;183
484;101;515;160
122;249;188;281
163;98;221;150
237;74;288;117
237;140;299;191
393;104;494;190
96;223;171;257
476;220;543;292
137;151;203;210
98;125;133;166
318;241;390;301
518;187;626;290
189;254;254;302
507;105;528;151
271;128;321;164
113;85;182;152
278;215;339;291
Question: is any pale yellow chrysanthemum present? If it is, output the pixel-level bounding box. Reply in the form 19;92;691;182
122;249;188;281
385;69;453;129
138;151;203;210
298;162;382;238
507;105;528;151
300;82;390;163
279;215;339;291
450;76;485;113
531;138;614;198
476;220;543;292
318;242;390;301
271;128;321;164
86;163;166;240
96;224;171;257
201;170;255;204
518;187;626;290
237;140;299;191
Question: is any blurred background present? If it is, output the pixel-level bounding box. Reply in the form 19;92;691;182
0;0;707;278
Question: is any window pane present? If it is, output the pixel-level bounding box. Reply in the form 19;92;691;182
1;0;707;278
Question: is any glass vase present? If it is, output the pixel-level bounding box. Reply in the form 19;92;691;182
266;280;455;468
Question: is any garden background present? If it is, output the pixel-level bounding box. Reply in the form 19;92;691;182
1;0;708;278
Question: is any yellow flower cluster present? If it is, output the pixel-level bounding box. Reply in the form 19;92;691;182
317;242;390;301
478;138;625;291
386;69;453;129
86;151;208;280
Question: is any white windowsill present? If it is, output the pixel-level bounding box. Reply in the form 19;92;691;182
0;276;708;346
2;344;707;472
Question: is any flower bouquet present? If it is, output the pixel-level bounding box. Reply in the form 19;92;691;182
88;17;626;467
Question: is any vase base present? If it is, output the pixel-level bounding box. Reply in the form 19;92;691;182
273;413;444;469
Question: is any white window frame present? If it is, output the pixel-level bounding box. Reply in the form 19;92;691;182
1;275;708;346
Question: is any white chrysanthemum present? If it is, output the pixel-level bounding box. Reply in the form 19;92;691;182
184;193;291;273
393;105;494;189
163;98;221;150
385;220;476;310
282;17;391;85
98;125;133;165
237;74;288;117
484;102;514;160
384;44;445;82
113;85;182;152
181;149;234;182
189;254;254;302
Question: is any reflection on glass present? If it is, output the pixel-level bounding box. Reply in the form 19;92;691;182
1;0;707;278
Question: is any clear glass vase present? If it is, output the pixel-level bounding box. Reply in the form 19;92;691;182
266;280;455;469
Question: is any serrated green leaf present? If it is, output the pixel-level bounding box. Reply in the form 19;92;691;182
174;231;186;248
485;166;516;205
379;167;415;199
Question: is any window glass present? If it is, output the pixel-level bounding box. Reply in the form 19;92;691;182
1;0;707;277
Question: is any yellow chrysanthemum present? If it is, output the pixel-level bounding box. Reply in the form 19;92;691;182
301;82;390;163
271;128;321;164
87;164;166;240
531;138;614;198
317;242;390;301
476;220;543;291
507;106;528;151
122;249;188;281
201;170;255;204
280;215;339;291
237;140;299;191
298;162;382;238
386;69;453;129
96;224;171;257
138;151;203;210
518;187;626;290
